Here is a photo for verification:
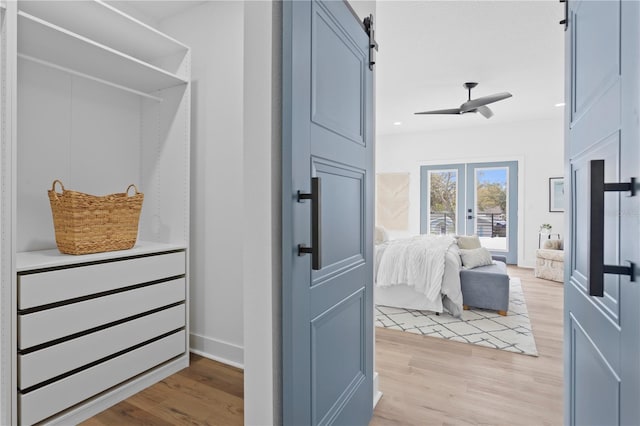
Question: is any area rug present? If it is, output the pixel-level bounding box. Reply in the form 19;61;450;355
375;278;538;356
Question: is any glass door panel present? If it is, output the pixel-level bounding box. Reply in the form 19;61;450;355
466;161;518;263
429;170;457;234
473;167;508;250
420;164;465;235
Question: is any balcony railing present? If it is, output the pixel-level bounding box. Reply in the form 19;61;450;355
429;212;506;237
429;212;455;235
476;212;506;237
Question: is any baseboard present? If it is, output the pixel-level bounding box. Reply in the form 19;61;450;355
46;354;189;425
373;371;383;408
189;332;244;369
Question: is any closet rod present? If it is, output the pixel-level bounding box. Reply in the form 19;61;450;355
18;53;163;102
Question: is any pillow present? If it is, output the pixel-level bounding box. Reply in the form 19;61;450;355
456;235;482;250
374;226;389;245
459;247;494;269
543;239;564;250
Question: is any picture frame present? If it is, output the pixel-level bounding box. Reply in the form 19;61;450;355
549;177;564;212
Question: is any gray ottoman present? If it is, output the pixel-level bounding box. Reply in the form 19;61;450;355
459;255;510;316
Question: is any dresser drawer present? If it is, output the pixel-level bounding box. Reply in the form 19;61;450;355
19;304;185;390
19;330;186;426
18;278;185;350
18;251;185;310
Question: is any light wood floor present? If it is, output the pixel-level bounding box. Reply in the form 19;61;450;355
371;266;564;425
84;266;562;425
81;355;244;425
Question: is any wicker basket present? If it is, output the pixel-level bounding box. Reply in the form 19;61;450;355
48;180;144;255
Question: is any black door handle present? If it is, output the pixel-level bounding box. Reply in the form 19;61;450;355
589;160;636;297
297;177;322;270
559;0;568;30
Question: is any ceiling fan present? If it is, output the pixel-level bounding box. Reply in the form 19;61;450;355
414;82;512;119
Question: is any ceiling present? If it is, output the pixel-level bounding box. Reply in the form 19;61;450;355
110;1;564;137
375;1;565;136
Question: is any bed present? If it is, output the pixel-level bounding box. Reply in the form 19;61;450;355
374;234;464;317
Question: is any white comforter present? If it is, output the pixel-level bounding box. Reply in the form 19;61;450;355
374;235;463;316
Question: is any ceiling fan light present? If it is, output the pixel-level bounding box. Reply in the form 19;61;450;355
414;82;510;118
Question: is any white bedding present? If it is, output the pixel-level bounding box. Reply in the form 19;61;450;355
374;235;463;317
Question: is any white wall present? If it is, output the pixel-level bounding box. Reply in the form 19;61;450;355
161;2;282;424
377;116;564;267
242;1;280;424
350;0;377;20
160;2;245;367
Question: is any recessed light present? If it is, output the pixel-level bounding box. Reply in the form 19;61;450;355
393;121;402;126
554;102;566;107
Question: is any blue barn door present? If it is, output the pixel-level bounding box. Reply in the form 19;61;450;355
282;1;375;425
564;0;640;424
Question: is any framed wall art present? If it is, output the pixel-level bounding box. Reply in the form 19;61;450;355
549;177;564;212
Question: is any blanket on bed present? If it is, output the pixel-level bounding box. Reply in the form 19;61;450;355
375;235;456;302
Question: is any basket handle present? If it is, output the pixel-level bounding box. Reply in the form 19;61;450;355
51;180;65;193
50;180;65;201
126;184;139;196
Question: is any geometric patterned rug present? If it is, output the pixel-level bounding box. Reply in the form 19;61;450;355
375;278;538;356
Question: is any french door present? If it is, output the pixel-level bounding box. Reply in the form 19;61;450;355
421;161;518;263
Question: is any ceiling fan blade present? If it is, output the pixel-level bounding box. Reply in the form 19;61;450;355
460;92;512;111
414;108;462;115
476;105;494;119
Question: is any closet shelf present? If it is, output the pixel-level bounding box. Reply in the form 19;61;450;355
19;1;188;67
18;11;187;95
17;241;187;272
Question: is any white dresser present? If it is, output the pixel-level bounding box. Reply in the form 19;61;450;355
16;245;188;425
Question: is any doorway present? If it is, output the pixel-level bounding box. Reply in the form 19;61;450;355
420;161;518;263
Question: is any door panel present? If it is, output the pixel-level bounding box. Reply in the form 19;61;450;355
466;161;517;264
570;316;620;426
572;1;619;118
420;164;465;236
283;1;374;424
311;6;364;144
314;161;364;271
311;289;365;425
570;136;621;323
469;166;509;253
